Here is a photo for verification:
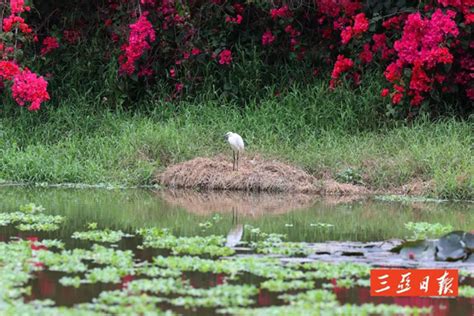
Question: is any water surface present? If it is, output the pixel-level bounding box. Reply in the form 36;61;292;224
0;186;472;242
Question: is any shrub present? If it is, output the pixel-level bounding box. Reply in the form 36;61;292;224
0;0;472;117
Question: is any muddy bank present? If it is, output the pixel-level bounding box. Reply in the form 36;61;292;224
156;155;369;195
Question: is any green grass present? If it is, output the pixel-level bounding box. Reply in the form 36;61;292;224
0;79;472;199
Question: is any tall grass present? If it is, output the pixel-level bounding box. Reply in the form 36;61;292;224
1;76;472;199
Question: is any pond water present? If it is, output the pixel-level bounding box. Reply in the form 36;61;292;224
0;186;473;315
1;186;473;242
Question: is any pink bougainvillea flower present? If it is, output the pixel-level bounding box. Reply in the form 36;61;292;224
359;43;373;63
391;92;403;104
261;30;276;45
270;5;291;20
3;14;32;33
218;49;232;65
353;13;369;35
331;54;354;80
381;88;390;97
10;0;30;15
11;69;50;111
119;12;156;75
340;26;352;44
175;82;184;93
40;36;59;55
0;60;21;80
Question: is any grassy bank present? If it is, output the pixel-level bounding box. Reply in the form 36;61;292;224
0;81;472;199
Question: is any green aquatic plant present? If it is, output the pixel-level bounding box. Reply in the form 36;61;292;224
279;289;337;305
19;203;46;213
38;239;65;249
88;244;135;269
0;241;35;301
72;229;133;243
404;222;454;240
78;291;170;315
16;222;61;231
86;266;123;284
261;279;315;292
246;225;311;257
138;227;234;257
169;284;258;308
223;304;432;316
36;248;90;273
301;261;370;279
458;286;474;298
0;207;64;231
198;213;223;232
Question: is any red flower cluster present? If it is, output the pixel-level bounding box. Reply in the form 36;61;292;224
318;0;361;18
10;0;30;15
0;61;21;80
359;43;373;64
119;13;156;75
270;5;291;20
41;36;59;55
219;49;232;65
3;15;32;33
262;30;276;46
225;14;243;24
11;69;50;111
384;9;460;106
393;10;458;68
341;13;369;44
330;55;354;89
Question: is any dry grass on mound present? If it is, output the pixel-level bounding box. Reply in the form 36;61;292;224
157;155;318;193
156;155;370;195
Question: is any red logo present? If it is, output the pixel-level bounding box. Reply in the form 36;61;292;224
370;269;458;297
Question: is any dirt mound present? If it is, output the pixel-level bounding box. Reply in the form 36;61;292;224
156;155;318;193
156;155;370;196
159;190;316;217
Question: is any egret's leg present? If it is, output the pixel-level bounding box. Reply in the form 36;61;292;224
236;151;239;171
233;151;236;171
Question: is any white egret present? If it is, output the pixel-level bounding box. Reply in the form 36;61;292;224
224;132;244;171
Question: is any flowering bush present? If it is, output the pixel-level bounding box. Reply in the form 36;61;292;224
0;0;50;111
0;0;472;117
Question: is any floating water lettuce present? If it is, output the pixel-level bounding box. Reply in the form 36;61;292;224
246;225;311;257
138;227;234;257
405;222;453;240
261;279;314;292
0;211;64;231
72;229;133;243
